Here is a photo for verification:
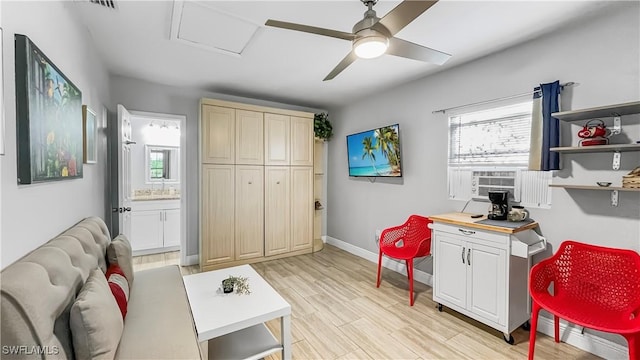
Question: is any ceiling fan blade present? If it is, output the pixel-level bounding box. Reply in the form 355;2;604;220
374;0;439;36
323;51;358;81
265;19;356;41
387;37;451;65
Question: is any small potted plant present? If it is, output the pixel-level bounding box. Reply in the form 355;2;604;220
314;112;333;141
221;275;251;295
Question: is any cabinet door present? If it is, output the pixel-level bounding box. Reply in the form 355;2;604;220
163;208;181;248
201;165;235;266
235;166;264;260
236;110;264;165
130;210;163;251
264;113;290;165
290;116;313;166
291;167;313;251
433;233;467;309
201;105;235;164
468;242;506;326
265;167;290;256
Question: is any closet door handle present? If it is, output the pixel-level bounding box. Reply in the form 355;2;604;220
467;248;471;266
461;247;466;264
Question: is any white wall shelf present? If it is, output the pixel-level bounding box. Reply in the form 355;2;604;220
552;101;640;122
550;100;640;205
549;184;640;191
550;144;640;153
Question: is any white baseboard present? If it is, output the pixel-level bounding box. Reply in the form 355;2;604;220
325;236;432;286
325;236;626;359
181;254;199;266
535;315;627;359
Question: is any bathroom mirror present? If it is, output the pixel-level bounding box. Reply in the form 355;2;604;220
145;145;179;183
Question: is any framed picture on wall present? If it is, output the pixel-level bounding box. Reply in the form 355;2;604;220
15;34;83;184
82;105;97;164
0;27;5;156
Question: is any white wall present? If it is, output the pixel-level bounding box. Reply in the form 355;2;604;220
326;1;639;349
1;1;111;268
109;77;323;257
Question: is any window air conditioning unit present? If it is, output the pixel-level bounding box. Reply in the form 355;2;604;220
471;169;521;202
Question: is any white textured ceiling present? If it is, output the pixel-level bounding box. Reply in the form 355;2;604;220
70;0;612;109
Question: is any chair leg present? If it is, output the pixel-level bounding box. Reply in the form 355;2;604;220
528;302;541;360
554;315;560;343
406;259;414;306
624;333;639;360
376;249;383;288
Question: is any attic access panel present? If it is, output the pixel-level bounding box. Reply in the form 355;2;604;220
171;1;259;56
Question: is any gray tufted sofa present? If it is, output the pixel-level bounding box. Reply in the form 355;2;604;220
1;217;201;359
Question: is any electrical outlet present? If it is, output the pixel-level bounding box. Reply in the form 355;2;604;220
375;229;382;243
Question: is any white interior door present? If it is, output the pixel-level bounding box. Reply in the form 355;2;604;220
117;105;134;239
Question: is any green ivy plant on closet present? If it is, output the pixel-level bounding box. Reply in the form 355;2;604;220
314;112;333;141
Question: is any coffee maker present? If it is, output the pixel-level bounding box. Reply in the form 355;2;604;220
488;190;509;220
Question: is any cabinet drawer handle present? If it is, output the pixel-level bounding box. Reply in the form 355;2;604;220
459;229;475;235
461;247;465;264
467;248;471;266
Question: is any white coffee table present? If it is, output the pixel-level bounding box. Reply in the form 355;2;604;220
183;264;291;360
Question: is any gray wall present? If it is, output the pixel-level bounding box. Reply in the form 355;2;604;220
326;2;639;347
109;77;323;257
1;1;111;268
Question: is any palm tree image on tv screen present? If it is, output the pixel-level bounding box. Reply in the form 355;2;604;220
347;124;402;177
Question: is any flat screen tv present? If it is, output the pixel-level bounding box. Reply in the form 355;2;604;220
346;124;402;177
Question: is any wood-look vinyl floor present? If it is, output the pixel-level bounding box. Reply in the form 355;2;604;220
133;245;600;360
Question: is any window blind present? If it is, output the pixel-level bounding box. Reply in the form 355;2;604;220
449;102;533;167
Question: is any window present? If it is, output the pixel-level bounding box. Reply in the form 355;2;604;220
449;102;532;167
447;101;552;208
149;150;169;179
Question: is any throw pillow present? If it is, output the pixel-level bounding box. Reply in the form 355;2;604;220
70;268;123;360
106;234;134;288
106;264;130;319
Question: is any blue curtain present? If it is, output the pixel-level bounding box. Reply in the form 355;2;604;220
529;80;561;170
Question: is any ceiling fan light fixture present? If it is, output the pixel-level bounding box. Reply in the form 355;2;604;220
353;35;388;59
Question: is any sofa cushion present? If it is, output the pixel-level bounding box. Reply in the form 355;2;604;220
70;268;123;360
115;265;200;360
106;264;130;319
107;235;134;288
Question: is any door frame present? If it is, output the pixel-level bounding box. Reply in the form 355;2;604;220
128;110;188;266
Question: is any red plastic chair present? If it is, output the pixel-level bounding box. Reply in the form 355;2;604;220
528;241;640;360
376;215;433;306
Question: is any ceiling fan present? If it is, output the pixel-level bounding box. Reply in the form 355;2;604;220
265;0;451;81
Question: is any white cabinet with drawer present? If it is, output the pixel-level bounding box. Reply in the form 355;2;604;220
131;200;181;253
431;213;546;343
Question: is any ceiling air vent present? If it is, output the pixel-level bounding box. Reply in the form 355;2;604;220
89;0;116;10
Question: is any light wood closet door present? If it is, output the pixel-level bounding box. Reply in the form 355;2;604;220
265;167;291;256
201;165;235;267
291;167;313;251
201;105;235;164
291;116;314;166
235;166;264;260
236;110;264;165
264;113;290;166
